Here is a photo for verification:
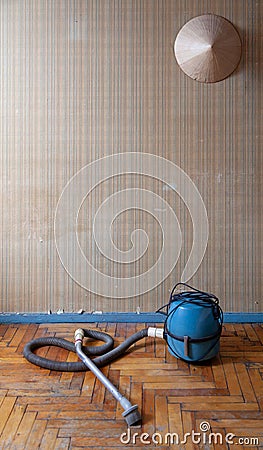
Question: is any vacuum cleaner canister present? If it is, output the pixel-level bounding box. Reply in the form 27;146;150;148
163;283;223;363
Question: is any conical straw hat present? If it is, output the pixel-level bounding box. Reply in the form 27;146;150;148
174;14;242;83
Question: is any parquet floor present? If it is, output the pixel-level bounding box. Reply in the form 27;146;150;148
0;322;262;449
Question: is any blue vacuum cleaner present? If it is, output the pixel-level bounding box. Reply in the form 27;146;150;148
159;283;223;362
23;283;223;427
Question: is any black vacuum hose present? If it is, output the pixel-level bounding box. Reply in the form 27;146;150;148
23;328;148;372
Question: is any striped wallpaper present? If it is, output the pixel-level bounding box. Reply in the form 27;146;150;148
0;0;262;313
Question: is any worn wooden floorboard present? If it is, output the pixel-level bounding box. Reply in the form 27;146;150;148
0;323;262;449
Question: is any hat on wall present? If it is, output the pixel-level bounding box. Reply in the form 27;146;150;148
174;14;242;83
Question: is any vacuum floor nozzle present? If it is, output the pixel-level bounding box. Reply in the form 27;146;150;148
122;405;142;427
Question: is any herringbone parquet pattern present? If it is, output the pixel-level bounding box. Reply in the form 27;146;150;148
0;323;262;449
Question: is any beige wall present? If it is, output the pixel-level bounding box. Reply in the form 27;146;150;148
0;0;261;313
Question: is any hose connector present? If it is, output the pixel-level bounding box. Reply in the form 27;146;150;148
147;327;164;339
75;328;85;345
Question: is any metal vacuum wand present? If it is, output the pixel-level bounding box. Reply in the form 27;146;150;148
74;329;141;427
